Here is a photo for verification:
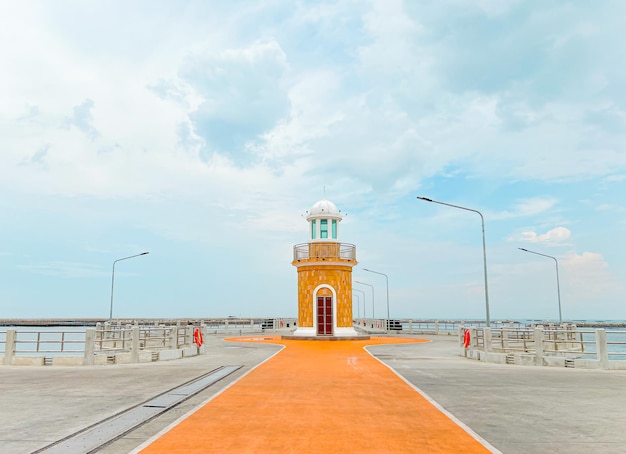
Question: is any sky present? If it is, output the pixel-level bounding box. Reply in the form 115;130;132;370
1;0;626;321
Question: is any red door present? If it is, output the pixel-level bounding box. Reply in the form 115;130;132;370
316;296;333;335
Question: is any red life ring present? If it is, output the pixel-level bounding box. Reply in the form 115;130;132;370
193;328;204;347
377;322;381;329
463;329;471;348
280;320;284;328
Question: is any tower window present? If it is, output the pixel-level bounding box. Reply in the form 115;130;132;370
311;220;316;239
320;219;328;238
332;220;337;239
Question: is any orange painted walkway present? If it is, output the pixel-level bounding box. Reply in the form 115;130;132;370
140;336;491;453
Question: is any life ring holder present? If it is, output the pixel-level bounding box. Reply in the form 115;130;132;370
463;329;471;349
193;328;204;347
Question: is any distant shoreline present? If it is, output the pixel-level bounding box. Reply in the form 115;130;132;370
1;318;625;329
0;319;104;327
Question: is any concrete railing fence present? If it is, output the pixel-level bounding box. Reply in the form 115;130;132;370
461;326;626;370
4;318;625;369
1;319;298;366
353;319;524;335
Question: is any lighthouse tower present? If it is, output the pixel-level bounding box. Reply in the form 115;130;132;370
291;198;360;337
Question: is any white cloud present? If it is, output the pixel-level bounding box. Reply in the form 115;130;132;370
563;251;606;268
560;251;617;305
180;39;290;160
17;261;105;278
3;1;626;204
2;1;626;319
520;227;571;244
493;198;559;220
472;0;524;17
604;174;626;183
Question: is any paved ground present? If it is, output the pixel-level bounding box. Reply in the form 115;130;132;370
137;336;491;453
369;335;626;453
1;334;625;453
0;336;281;454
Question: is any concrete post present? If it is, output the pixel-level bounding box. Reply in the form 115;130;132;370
84;329;95;365
125;324;132;350
3;329;16;365
434;321;439;335
469;326;477;348
484;327;492;352
200;324;207;354
408;320;413;334
131;326;140;363
501;326;508;350
169;327;177;349
534;327;544;366
458;323;465;347
103;322;111;348
187;326;193;347
596;329;609;369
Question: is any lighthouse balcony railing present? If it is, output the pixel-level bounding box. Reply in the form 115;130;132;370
293;242;356;261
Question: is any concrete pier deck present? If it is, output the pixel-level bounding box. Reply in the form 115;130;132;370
1;335;626;453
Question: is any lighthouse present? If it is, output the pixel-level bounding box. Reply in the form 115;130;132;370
291;198;360;337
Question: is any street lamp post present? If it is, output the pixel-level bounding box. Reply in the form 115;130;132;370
353;289;366;319
417;197;491;327
354;280;375;320
352;293;360;320
109;252;149;323
518;248;562;324
363;268;390;329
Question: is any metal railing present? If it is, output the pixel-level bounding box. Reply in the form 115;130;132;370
577;329;626;359
487;327;582;354
10;330;85;354
354;319;526;335
293;242;356;261
94;325;182;353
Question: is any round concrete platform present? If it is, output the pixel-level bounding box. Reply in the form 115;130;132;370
281;335;371;341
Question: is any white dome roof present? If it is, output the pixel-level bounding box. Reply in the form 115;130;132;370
307;198;342;220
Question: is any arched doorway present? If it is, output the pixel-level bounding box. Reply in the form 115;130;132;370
316;287;333;335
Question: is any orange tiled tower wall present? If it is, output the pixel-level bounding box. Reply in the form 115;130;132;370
294;260;355;328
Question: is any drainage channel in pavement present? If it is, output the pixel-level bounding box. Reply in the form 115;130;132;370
34;365;242;454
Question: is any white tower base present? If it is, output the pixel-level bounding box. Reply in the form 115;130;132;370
292;326;361;337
